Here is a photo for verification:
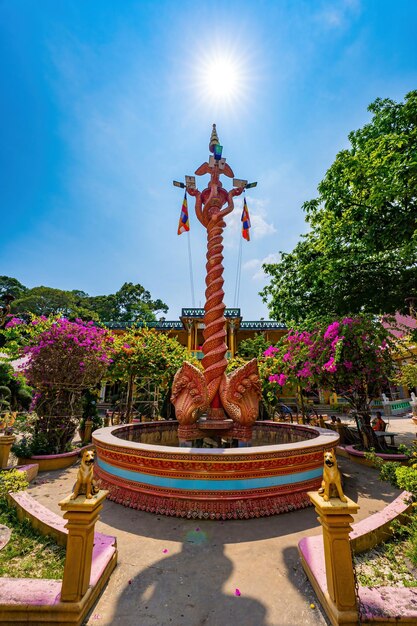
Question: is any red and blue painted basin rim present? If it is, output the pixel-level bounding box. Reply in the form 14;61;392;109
97;457;322;491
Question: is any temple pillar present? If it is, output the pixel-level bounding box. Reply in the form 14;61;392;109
229;320;236;357
185;319;192;353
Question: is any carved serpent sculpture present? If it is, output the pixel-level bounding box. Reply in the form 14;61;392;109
171;128;260;432
189;184;243;405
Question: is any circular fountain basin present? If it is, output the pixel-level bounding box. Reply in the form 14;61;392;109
93;421;339;520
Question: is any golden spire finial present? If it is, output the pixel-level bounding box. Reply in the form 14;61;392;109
209;123;220;153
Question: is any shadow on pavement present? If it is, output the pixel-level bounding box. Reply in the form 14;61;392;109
282;545;331;626
99;498;321;544
107;538;268;626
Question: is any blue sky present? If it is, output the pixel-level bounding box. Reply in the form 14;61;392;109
1;0;416;320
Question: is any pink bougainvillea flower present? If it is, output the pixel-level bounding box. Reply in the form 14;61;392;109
323;357;337;373
297;365;312;378
324;321;340;340
234;588;241;596
163;549;168;553
5;317;24;328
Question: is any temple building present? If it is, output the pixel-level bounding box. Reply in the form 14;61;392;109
105;308;287;359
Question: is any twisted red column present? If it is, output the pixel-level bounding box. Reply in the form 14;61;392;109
202;215;228;405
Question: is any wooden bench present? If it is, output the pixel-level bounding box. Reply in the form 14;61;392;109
375;430;399;446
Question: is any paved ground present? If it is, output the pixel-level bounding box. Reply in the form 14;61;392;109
26;416;415;626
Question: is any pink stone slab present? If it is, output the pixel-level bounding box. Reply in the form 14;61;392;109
359;586;417;620
0;578;61;605
0;524;11;551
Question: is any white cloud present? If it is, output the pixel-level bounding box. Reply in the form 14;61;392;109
243;252;281;282
224;197;276;249
315;0;361;29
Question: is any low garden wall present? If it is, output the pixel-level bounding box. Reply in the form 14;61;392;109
299;491;417;624
0;491;117;625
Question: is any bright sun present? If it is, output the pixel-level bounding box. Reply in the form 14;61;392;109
197;52;245;106
202;58;240;98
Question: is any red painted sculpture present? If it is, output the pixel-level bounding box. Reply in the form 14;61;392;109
171;125;261;443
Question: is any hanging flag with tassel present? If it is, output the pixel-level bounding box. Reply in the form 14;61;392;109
241;196;251;241
177;191;190;235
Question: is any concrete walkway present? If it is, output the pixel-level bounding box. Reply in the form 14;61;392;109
25;418;415;626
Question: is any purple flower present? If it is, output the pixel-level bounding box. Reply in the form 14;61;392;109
277;374;288;386
5;317;23;328
297;365;312;378
323;357;337;373
263;346;278;358
324;321;340;340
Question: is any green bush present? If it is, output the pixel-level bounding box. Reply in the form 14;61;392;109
0;469;28;500
395;465;417;495
16;388;32;410
368;443;417;569
12;430;59;457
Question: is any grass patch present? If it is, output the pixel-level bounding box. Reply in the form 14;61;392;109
0;499;65;579
355;536;417;588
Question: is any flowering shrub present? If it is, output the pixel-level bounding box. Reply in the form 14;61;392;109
109;328;198;420
16;319;114;454
0;314;56;359
23;318;113;389
264;316;394;417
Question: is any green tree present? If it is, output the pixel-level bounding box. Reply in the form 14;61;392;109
86;294;117;321
0;276;27;299
237;333;269;359
109;328;194;420
2;276;168;324
110;282;168;323
0;362;32;411
262;91;417;324
11;286;97;320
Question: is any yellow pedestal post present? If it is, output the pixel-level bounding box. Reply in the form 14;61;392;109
0;435;15;468
83;419;93;444
308;491;359;625
59;490;108;602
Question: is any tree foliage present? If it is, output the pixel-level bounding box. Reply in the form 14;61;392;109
262;91;417;324
3;276;168;324
110;328;194;392
237;333;270;359
87;282;168;323
109;328;197;419
11;286;96;320
0;276;27;299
